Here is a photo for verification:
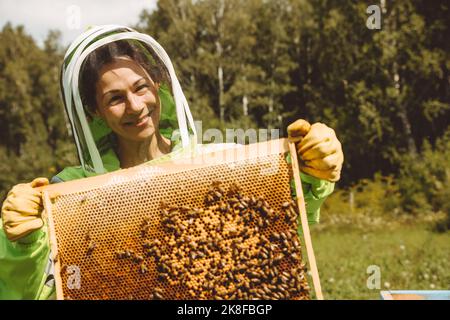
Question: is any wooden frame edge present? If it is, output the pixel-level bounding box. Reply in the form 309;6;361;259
42;138;290;196
42;190;64;300
288;142;324;300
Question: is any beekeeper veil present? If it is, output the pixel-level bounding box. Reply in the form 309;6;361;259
60;25;197;176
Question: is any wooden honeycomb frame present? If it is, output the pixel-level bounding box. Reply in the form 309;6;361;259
42;138;322;300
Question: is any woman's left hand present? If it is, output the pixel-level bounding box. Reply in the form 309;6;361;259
287;119;344;182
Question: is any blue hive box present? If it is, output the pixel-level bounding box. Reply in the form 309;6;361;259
380;290;450;300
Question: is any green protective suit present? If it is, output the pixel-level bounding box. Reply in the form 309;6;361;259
0;147;333;299
0;57;334;301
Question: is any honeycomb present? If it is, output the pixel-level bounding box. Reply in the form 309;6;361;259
43;140;312;300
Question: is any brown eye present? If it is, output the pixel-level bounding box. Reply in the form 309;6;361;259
109;95;123;105
136;84;149;93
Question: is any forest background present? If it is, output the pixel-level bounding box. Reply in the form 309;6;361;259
0;0;448;298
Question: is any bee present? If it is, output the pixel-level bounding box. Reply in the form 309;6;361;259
282;201;290;209
256;200;263;209
143;240;153;249
60;264;68;274
219;202;228;212
279;282;289;292
86;240;96;255
125;249;134;258
257;217;265;228
259;251;268;260
245;270;256;278
187;210;198;219
197;252;205;259
141;224;151;236
218;186;226;195
157;273;169;283
152;287;164;300
292;240;301;251
115;250;126;259
290;278;297;288
273;253;283;264
80;195;88;205
291;253;301;262
157;263;170;274
137;262;148;274
261;259;270;267
259;205;270;217
160;200;168;209
190;252;197;260
260;235;269;244
269;243;279;252
271;232;280;241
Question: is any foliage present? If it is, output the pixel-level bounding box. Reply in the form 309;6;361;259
138;0;449;186
397;128;450;230
312;226;450;299
0;1;448;300
320;174;403;226
0;24;77;201
0;1;449;217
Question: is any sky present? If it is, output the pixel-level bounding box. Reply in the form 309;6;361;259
0;0;157;46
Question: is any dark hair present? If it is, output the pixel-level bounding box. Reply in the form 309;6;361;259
79;40;169;114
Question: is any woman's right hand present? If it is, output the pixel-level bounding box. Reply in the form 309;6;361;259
1;178;49;241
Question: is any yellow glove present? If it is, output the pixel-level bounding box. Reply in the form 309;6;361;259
287;119;344;182
1;177;49;241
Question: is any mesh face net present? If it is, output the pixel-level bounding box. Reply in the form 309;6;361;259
77;39;178;168
60;26;196;177
43;140;312;300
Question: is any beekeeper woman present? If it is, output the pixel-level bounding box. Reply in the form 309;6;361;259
0;25;343;299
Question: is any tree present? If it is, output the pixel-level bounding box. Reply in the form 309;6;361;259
0;24;76;201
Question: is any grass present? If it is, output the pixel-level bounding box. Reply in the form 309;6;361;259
307;225;450;299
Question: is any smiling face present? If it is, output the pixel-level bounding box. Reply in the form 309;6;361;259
94;56;160;143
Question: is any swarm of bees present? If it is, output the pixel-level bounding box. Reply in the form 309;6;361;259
114;181;310;300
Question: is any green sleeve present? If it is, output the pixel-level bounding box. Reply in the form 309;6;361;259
285;153;335;225
0;220;50;300
295;172;335;225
